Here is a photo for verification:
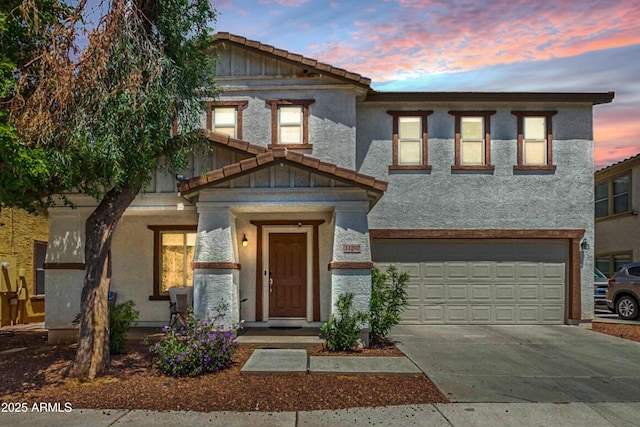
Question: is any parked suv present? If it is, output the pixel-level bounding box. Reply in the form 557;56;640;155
594;268;609;307
606;262;640;320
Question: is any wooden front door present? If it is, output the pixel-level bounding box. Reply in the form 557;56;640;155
269;233;307;318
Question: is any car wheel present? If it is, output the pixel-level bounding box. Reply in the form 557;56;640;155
616;296;640;320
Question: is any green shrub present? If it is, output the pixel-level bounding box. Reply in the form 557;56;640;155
150;304;240;377
321;292;368;351
72;299;140;355
369;265;409;345
109;300;140;354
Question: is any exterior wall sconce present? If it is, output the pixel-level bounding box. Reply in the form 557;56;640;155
580;238;589;251
242;234;248;247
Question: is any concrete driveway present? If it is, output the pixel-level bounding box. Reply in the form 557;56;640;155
392;325;640;403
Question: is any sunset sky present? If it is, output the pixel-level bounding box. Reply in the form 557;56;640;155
213;0;640;169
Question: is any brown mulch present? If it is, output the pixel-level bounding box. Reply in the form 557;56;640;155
6;322;636;413
592;322;640;343
0;331;447;412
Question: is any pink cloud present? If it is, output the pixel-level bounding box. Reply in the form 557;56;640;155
259;0;309;6
594;114;640;169
307;1;640;82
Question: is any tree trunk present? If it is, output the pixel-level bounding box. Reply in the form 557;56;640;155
66;185;137;379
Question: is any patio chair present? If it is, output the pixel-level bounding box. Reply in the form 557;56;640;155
168;286;193;327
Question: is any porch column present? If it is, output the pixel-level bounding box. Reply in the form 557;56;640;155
44;207;92;344
193;205;240;329
329;202;373;345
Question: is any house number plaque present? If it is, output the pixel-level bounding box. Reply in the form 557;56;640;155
343;244;361;254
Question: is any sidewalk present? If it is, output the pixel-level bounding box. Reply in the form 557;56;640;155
2;403;640;426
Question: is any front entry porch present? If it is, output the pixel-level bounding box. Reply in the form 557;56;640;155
175;140;387;335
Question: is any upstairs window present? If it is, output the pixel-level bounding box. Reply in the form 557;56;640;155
449;111;496;171
523;117;546;164
595;173;631;219
387;110;433;171
266;99;315;148
279;106;303;144
512;111;557;171
206;101;248;139
461;117;485;165
213;107;237;137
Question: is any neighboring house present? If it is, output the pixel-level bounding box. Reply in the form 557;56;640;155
594;153;640;276
44;33;614;343
0;207;48;326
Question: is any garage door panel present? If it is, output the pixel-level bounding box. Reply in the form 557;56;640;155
446;306;469;322
470;306;492;322
424;284;445;300
496;263;517;277
424;305;444;322
542;263;565;279
470;263;492;279
399;263;420;278
542;285;563;300
447;263;469;278
518;306;540;322
423;264;445;279
405;283;421;301
374;239;567;325
519;285;540;300
494;284;516;300
495;306;516;322
402;306;421;322
447;285;468;300
519;263;541;278
542;306;564;321
471;284;491;300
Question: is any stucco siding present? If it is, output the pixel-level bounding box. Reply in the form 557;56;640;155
595;162;640;263
357;102;596;320
109;211;198;326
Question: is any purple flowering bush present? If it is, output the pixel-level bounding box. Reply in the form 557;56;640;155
151;305;241;377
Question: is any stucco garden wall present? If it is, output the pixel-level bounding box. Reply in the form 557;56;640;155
0;208;49;325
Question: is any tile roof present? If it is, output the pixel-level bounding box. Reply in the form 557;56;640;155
177;131;388;196
595;152;640;175
364;91;615;105
212;32;372;88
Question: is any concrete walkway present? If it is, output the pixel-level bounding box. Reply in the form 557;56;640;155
2;403;640;426
240;349;421;375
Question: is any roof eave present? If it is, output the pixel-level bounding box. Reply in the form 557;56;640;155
364;91;615;105
212;33;372;89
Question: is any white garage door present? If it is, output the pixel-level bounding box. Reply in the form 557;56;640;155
373;239;567;325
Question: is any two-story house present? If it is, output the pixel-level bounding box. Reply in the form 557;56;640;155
44;33;614;343
594;153;640;276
